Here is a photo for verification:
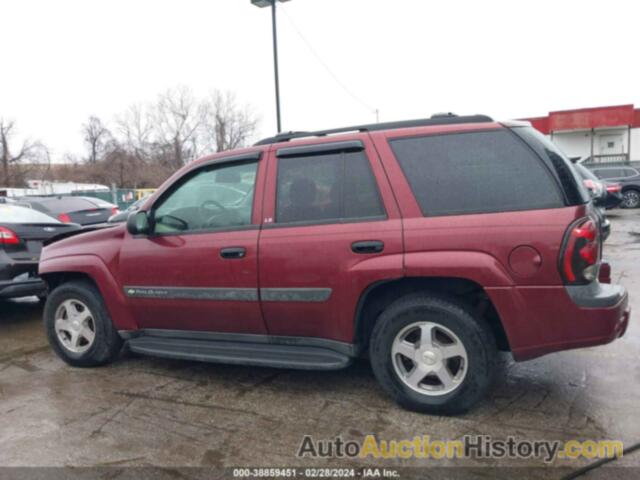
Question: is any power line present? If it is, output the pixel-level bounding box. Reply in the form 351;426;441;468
279;4;379;121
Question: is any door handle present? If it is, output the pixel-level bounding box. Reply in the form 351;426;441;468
220;247;246;259
351;240;384;254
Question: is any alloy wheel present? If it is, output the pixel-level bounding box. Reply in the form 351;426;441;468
391;321;468;396
54;299;96;354
623;190;640;208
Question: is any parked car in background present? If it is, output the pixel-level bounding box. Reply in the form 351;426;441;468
574;164;622;210
1;205;80;299
573;164;612;240
79;196;120;213
39;115;630;415
589;166;640;208
108;196;149;224
17;196;118;226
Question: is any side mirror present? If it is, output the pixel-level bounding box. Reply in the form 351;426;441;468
127;211;151;235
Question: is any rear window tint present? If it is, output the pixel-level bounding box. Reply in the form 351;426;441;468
80;197;115;208
27;197;96;214
511;127;588;205
276;151;385;224
389;130;564;217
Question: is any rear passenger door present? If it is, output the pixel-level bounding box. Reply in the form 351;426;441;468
258;137;403;343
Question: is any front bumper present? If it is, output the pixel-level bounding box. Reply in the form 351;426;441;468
0;278;46;299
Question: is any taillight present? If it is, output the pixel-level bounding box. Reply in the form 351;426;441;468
0;226;20;245
58;213;72;223
583;179;603;196
606;183;622;193
111;207;119;216
583;179;596;191
560;217;601;284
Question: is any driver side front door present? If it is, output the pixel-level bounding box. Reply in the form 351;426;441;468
118;153;267;334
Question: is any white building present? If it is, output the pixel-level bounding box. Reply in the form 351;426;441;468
1;181;109;198
523;104;640;164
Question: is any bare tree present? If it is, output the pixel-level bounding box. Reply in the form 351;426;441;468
152;86;207;169
116;104;153;161
65;86;259;189
81;116;111;164
0;119;47;187
206;90;259;152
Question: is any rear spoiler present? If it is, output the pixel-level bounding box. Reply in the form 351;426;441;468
43;223;116;247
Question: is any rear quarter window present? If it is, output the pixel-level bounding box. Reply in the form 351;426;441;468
389;129;565;217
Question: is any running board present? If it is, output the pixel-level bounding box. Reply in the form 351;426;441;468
126;336;352;370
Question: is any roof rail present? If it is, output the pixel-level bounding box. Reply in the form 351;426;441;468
254;114;493;146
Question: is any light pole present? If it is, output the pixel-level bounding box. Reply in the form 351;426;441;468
251;0;289;133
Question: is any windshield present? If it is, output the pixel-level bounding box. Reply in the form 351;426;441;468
0;205;60;223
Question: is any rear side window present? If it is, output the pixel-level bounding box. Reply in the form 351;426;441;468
594;169;622;179
389;130;565;217
276;151;385;224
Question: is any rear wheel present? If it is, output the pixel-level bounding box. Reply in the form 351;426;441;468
44;280;123;367
622;189;640;209
369;293;497;415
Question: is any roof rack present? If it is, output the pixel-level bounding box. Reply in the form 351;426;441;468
254;113;493;146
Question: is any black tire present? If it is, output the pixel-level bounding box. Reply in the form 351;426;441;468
369;293;497;415
622;188;640;209
44;280;123;367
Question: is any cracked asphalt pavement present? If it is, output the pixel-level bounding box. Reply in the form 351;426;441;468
0;210;638;479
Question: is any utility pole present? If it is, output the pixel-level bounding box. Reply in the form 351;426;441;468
251;0;290;133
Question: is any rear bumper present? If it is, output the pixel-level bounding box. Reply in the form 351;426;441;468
487;281;630;361
565;281;626;308
0;278;46;299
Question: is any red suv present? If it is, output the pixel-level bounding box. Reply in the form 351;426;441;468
39;115;630;414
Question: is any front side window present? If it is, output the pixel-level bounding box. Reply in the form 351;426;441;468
153;161;258;233
390;129;565;217
275;150;385;224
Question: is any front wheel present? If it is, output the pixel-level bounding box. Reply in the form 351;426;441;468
622;189;640;209
369;293;497;415
44;280;123;367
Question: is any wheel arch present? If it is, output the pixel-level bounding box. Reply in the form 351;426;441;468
39;254;136;330
354;276;511;353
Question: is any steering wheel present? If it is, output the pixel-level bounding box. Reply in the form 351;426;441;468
201;199;227;226
156;214;188;231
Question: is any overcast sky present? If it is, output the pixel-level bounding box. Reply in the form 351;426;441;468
1;0;638;162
